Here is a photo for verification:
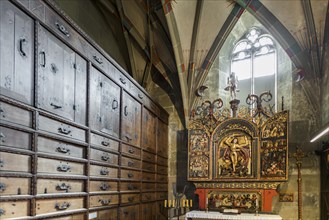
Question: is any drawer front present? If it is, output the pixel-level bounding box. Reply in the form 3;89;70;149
0;177;30;195
0;102;32;127
156;183;168;191
37;157;85;175
113;71;131;92
89;165;118;178
0;126;31;150
0;200;30;218
0;151;31;172
156;192;168;200
121;169;141;181
120;205;140;220
142;202;156;220
90;194;119;208
142;182;155;191
157;156;167;166
142;162;156;172
47;213;86;220
90;148;118;165
87;45;109;74
120;181;140;192
143;98;160;116
121;193;140;204
38;136;85;158
157;165;168;174
95;208;117;220
89;180;118;193
121;156;141;169
142;151;156;163
37;179;84;194
142;192;156;202
36;197;84;215
121;144;141;158
157;174;168;182
142;172;155;182
39;116;86;142
90;133;119;152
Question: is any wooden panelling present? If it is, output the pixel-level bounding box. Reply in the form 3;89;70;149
89;180;118;193
35;197;84;215
89;165;118;178
0;177;30;195
157;119;168;158
90;148;118;166
142;202;156;220
119;205;140;220
0;102;32;127
37;178;84;194
0;126;31;150
90;133;119;152
0;151;31;172
0;200;30;218
142;107;156;153
89;194;119;208
37;157;85;175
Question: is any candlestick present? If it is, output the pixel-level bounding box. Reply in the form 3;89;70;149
190;199;193;207
164;199;167;208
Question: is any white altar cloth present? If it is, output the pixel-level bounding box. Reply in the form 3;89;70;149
185;211;282;220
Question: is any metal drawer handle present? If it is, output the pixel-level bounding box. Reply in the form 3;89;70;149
128;196;134;202
19;38;26;57
128;147;134;154
0;132;5;143
99;199;111;205
0;183;6;191
145;195;151;200
58;126;71;135
56;145;70;154
40;51;46;67
0;107;4;117
123;210;129;215
100;167;109;175
55;21;70;37
128;161;134;167
101;154;110;161
138;94;143;99
101;140;110;146
55;201;71;210
93;55;103;64
119;77;126;84
127;184;136;190
0;159;4;168
125;135;132;142
124;106;128;116
100;183;111;191
127;173;134;178
0;208;5;216
56;183;71;191
112;100;118;110
50;63;58;74
57;164;71;172
51;102;62;109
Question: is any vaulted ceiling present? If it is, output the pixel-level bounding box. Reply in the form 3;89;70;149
91;0;328;127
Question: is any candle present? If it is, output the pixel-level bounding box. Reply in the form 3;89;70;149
190;199;193;207
172;199;175;208
182;199;185;207
164;199;167;208
168;199;171;207
256;198;259;208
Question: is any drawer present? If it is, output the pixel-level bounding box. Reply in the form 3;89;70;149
142;182;155;191
143;97;160;116
156;183;168;191
157;156;167;166
36;197;84;215
157;145;168;158
113;71;131;91
157;165;168;174
0;200;30;218
0;126;31;150
0;101;32;127
121;193;140;204
120;205;140;220
90;194;119;208
142;172;156;182
121;169;141;181
89;180;118;193
121;156;141;169
156;192;168;200
90;165;118;178
120;181;140;192
121;144;141;158
47;213;86;220
90;133;119;152
0;177;30;195
0;151;31;172
87;44;109;74
39;115;86;142
142;162;156;172
142;192;156;202
157;174;168;182
90;148;118;166
37;157;85;175
38;136;85;158
37;178;84;194
142;151;156;163
94;208;117;220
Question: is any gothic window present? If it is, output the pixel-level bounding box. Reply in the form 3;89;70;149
231;27;276;108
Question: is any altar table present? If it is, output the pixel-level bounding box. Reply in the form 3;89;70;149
185;210;282;220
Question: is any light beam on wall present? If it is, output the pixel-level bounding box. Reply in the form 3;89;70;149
310;126;329;143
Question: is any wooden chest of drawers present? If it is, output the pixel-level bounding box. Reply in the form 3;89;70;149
0;0;169;219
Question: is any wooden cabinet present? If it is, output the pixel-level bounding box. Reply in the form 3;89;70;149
0;0;168;219
90;67;120;138
0;1;34;105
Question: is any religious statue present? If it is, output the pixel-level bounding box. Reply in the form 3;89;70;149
224;72;239;100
